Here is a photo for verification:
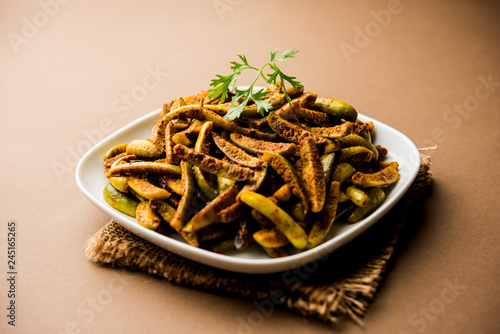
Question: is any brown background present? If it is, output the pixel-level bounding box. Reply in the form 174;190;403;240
1;0;499;333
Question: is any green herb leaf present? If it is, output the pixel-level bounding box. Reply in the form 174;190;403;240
209;49;303;120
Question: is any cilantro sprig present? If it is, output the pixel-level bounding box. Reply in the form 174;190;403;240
208;49;303;120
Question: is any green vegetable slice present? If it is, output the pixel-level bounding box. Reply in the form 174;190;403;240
103;183;140;217
126;139;163;158
337;133;379;160
312;97;358;122
103;143;128;161
240;191;307;250
348;188;386;224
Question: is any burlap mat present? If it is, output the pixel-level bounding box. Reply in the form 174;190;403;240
85;152;433;325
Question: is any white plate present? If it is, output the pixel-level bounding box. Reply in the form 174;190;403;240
76;107;420;274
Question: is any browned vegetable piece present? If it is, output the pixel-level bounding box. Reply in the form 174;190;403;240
253;227;290;248
201;107;277;140
337;146;374;163
107;161;181;178
165;121;180;165
136;200;162;231
353;121;372;141
182;183;241;233
299;136;326;213
127;177;171;200
170;161;198;246
308;122;354;139
297;107;330;126
267;111;326;145
212;132;264;168
274;99;300;122
307;181;340;248
296;91;317;109
152;106;205;149
229;133;297;157
215;202;246;223
262;151;309;215
351;165;401;187
173;144;254;181
375;145;389;159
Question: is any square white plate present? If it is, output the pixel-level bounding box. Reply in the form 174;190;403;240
76;107;420;274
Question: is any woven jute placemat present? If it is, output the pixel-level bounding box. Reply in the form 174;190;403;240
85;152;433;325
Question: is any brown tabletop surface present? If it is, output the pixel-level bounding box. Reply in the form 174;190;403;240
1;0;499;333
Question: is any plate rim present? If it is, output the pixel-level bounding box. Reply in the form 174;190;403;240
76;107;420;274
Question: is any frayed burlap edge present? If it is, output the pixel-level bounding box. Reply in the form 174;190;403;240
85;151;433;325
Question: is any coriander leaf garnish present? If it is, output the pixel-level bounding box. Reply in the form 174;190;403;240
208;49;303;120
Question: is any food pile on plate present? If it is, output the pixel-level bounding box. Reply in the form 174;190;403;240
101;83;400;257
